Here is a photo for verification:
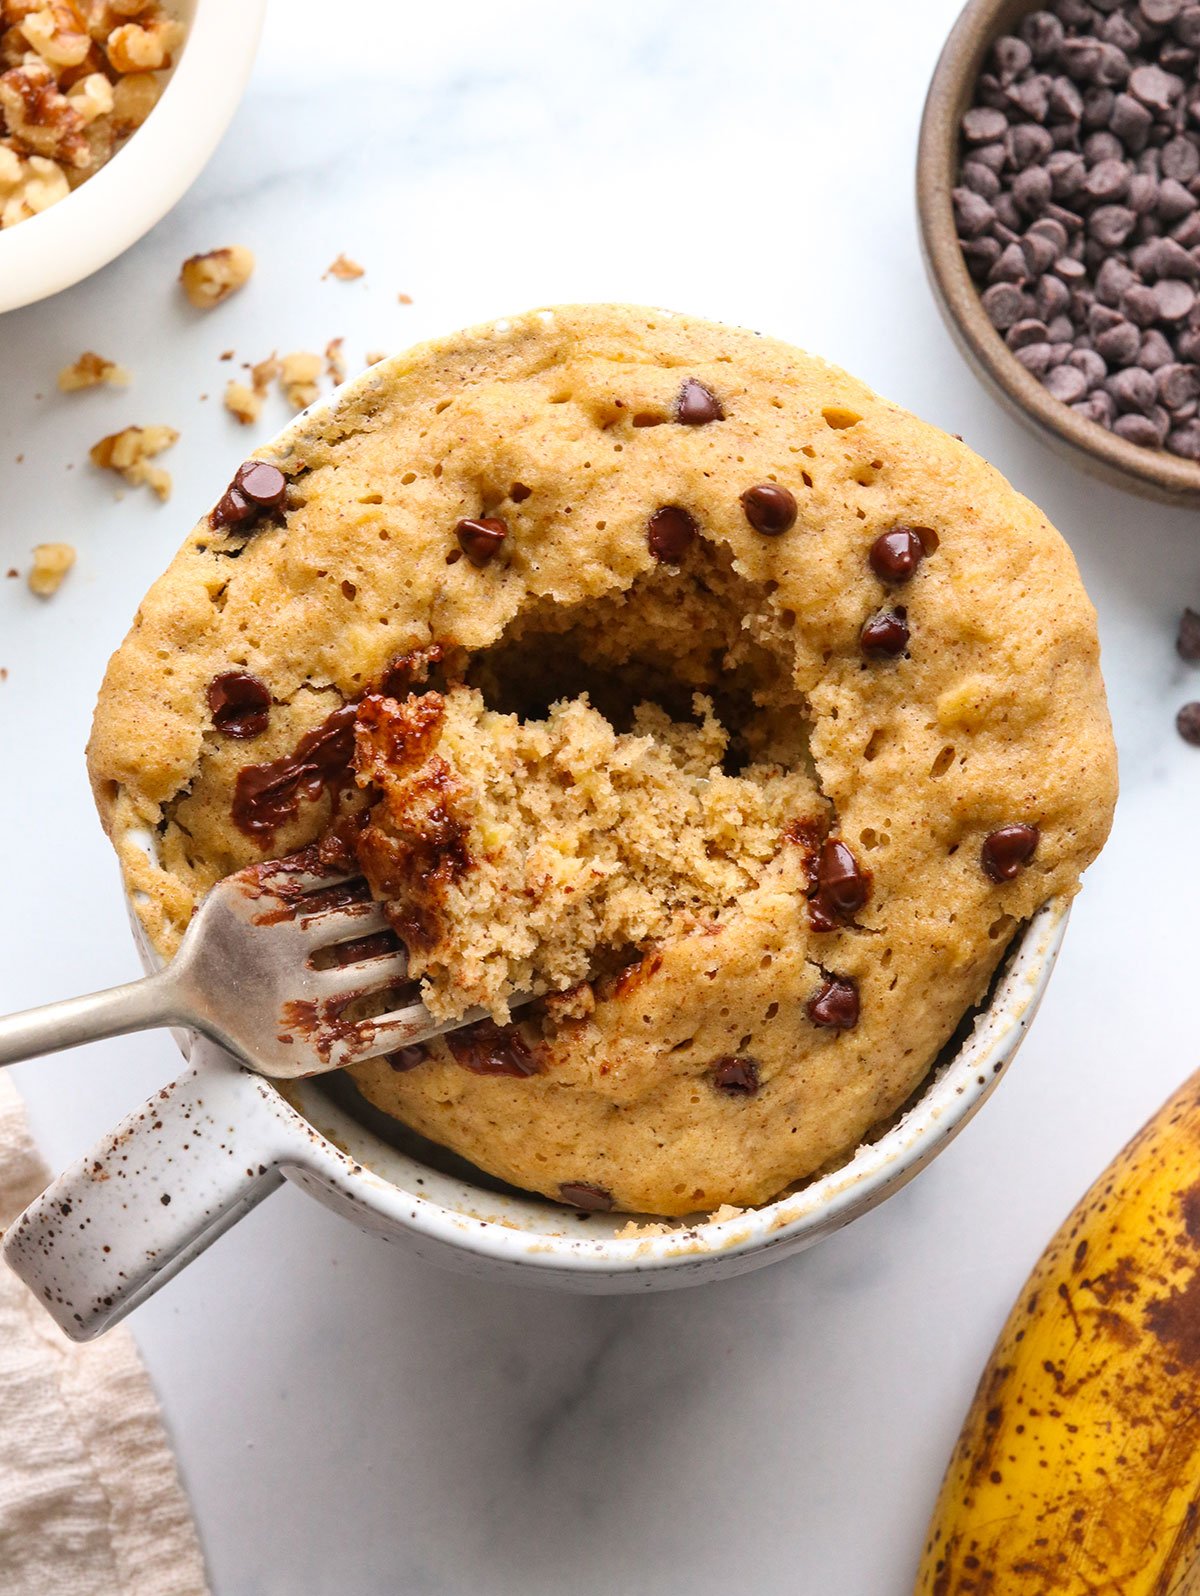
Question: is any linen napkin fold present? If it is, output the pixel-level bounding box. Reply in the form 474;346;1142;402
0;1074;210;1596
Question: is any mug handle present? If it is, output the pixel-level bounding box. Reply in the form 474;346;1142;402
2;1047;288;1341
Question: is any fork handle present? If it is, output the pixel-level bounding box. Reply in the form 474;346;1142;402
0;970;182;1067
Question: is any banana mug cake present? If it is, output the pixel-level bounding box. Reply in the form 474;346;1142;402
87;305;1117;1216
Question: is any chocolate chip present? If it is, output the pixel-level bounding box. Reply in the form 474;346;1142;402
712;1056;760;1095
234;459;287;509
1155;277;1197;318
1177;607;1200;660
1089;203;1138;247
387;1044;429;1071
955;188;998;238
869;526;926;583
981;823;1040;882
1142;0;1184;23
676;378;724;424
982;282;1029;329
210;486;255;530
807;976;860;1031
207;671;271;738
1044;363;1090;402
817;838;871;915
559;1182;614;1211
647;505;698;561
1114;410;1169;443
510;481;532;502
740;483;797;536
860;608;910;658
963;106;1009;142
447;1018;538;1076
455;516;508;566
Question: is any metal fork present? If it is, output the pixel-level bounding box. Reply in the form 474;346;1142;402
0;853;509;1078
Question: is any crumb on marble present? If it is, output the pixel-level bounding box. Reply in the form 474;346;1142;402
28;542;75;597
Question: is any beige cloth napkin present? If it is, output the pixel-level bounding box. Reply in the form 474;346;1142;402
0;1074;210;1596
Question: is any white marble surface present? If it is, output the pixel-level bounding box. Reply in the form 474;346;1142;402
1;1;1198;1591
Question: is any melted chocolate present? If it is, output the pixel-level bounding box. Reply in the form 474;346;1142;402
207;671;271;738
446;1019;540;1077
232;703;358;840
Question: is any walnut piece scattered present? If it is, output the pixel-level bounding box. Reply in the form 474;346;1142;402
249;351;280;393
364;349;387;367
0;3;187;229
180;245;255;310
58;350;130;390
223;379;260;426
324;336;345;384
89;423;178;499
28;541;75;597
325;253;363;281
280;350;321;410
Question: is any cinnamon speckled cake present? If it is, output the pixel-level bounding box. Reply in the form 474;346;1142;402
87;304;1117;1216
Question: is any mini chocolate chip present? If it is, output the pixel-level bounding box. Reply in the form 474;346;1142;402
207;671;271;738
712;1056;760;1095
1156;278;1197;320
869;526;926;583
981;823;1040;882
388;1044;429;1071
860;608;910;658
740;483;797;535
455;516;508;566
963;107;1009;142
807;976;860;1031
647;505;698;562
559;1181;614;1212
1178;702;1200;743
1178;607;1200;661
817;838;871;915
510;481;532;502
234;459;287;509
675;378;724;425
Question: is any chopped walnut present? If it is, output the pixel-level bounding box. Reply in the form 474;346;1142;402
89;422;177;499
105;13;182;73
397;292;412;305
179;244;255;310
66;69;112;122
0;59;89;167
57;349;130;390
108;67;157;132
28;540;75;596
223;379;260;425
280;351;321;410
324;336;345;384
325;253;363;281
0;141;68;224
0;3;187;229
20;4;92;69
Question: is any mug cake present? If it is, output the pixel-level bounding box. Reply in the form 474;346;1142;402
87;304;1117;1216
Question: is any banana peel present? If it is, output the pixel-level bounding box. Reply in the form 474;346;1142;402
916;1071;1200;1595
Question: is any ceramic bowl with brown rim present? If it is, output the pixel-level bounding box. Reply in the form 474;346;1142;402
918;0;1200;506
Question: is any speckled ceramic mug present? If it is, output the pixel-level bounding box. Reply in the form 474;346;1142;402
3;887;1068;1340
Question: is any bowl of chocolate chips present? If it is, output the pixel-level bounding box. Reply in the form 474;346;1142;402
920;0;1200;503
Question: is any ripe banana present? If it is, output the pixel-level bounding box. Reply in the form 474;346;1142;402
915;1071;1200;1596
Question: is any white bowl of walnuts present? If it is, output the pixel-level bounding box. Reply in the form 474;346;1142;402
0;0;266;315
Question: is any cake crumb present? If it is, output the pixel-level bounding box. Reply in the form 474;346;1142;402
219;349;234;361
326;253;364;281
58;352;130;392
325;337;346;384
28;542;75;597
398;293;412;305
89;424;178;499
616;1219;675;1239
6;568;19;579
223;380;261;425
365;350;387;367
280;351;322;410
180;245;255;309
